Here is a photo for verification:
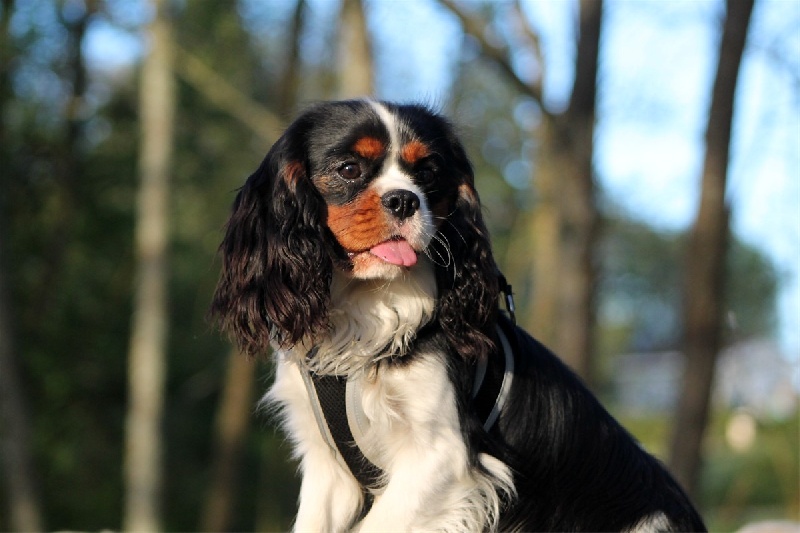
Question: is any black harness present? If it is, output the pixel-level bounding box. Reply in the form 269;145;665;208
299;278;518;498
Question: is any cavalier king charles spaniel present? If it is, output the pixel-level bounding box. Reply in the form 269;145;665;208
211;99;706;532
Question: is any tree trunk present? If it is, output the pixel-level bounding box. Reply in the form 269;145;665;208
124;0;175;530
31;0;97;320
437;0;603;383
0;214;44;533
279;0;307;114
556;0;602;382
200;349;256;532
668;0;755;499
527;0;602;384
336;0;373;98
527;119;564;349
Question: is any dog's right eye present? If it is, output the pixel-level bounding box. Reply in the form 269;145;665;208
338;162;362;181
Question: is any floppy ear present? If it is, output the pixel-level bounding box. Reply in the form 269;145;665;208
434;141;499;362
210;136;332;355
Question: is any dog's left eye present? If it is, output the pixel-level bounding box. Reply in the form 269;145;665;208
338;162;362;181
416;166;437;183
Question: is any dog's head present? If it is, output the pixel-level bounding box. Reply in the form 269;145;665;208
211;100;499;360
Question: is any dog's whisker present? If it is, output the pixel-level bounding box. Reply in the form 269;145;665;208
427;234;453;269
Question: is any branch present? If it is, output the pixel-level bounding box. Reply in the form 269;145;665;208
438;0;552;119
172;43;284;144
510;0;545;95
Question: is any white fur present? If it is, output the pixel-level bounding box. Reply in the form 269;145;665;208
299;260;437;376
628;512;672;533
266;258;514;532
368;100;405;151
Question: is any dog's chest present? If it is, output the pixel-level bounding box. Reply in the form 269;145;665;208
271;348;462;477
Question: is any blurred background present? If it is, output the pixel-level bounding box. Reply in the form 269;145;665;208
0;0;797;531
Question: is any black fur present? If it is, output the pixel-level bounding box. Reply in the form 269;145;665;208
210;117;333;353
489;316;706;531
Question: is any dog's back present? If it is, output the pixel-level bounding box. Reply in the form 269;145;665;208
491;317;706;531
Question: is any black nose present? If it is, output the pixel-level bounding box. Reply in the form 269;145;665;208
381;189;420;221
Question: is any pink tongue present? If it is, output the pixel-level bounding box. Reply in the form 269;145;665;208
370;240;417;267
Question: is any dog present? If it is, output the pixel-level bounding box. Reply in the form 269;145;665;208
210;99;706;532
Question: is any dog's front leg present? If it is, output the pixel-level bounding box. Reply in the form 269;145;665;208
293;448;362;533
269;360;362;532
354;357;511;533
354;442;466;532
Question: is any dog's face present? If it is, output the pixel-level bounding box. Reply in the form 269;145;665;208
211;100;499;358
304;102;448;280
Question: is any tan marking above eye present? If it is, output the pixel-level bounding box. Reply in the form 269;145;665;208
400;140;430;165
352;136;386;160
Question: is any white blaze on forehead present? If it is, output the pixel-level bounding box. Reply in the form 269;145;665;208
367;100;435;248
367;100;418;195
368;99;403;153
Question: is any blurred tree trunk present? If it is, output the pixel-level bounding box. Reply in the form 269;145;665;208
33;0;97;318
441;0;603;384
200;350;256;532
668;0;755;499
336;0;373;98
545;0;602;383
124;0;175;530
0;8;44;511
0;223;43;533
279;0;307;114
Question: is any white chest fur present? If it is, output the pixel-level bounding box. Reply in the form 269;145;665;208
300;260;437;376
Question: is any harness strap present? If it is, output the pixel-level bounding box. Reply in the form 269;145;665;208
474;323;515;431
300;275;518;494
300;323;516;493
311;374;385;490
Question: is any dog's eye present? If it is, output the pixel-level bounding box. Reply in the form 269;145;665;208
416;166;437;183
338;162;362;181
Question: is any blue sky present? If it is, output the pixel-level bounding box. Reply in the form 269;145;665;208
80;0;799;356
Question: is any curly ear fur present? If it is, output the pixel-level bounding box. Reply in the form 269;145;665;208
433;140;499;362
210;136;332;355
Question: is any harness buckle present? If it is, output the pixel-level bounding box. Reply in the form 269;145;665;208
498;273;516;325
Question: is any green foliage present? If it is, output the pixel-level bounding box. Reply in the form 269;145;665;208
621;412;799;530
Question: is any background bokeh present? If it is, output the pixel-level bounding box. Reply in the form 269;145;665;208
0;0;797;531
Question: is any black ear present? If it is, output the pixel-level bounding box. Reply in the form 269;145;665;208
210;135;331;355
433;140;499;362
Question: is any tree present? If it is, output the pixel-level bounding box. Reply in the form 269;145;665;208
336;0;373;98
441;0;604;383
279;0;307;114
124;0;175;529
0;181;44;533
200;349;256;532
0;1;44;530
668;0;756;499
